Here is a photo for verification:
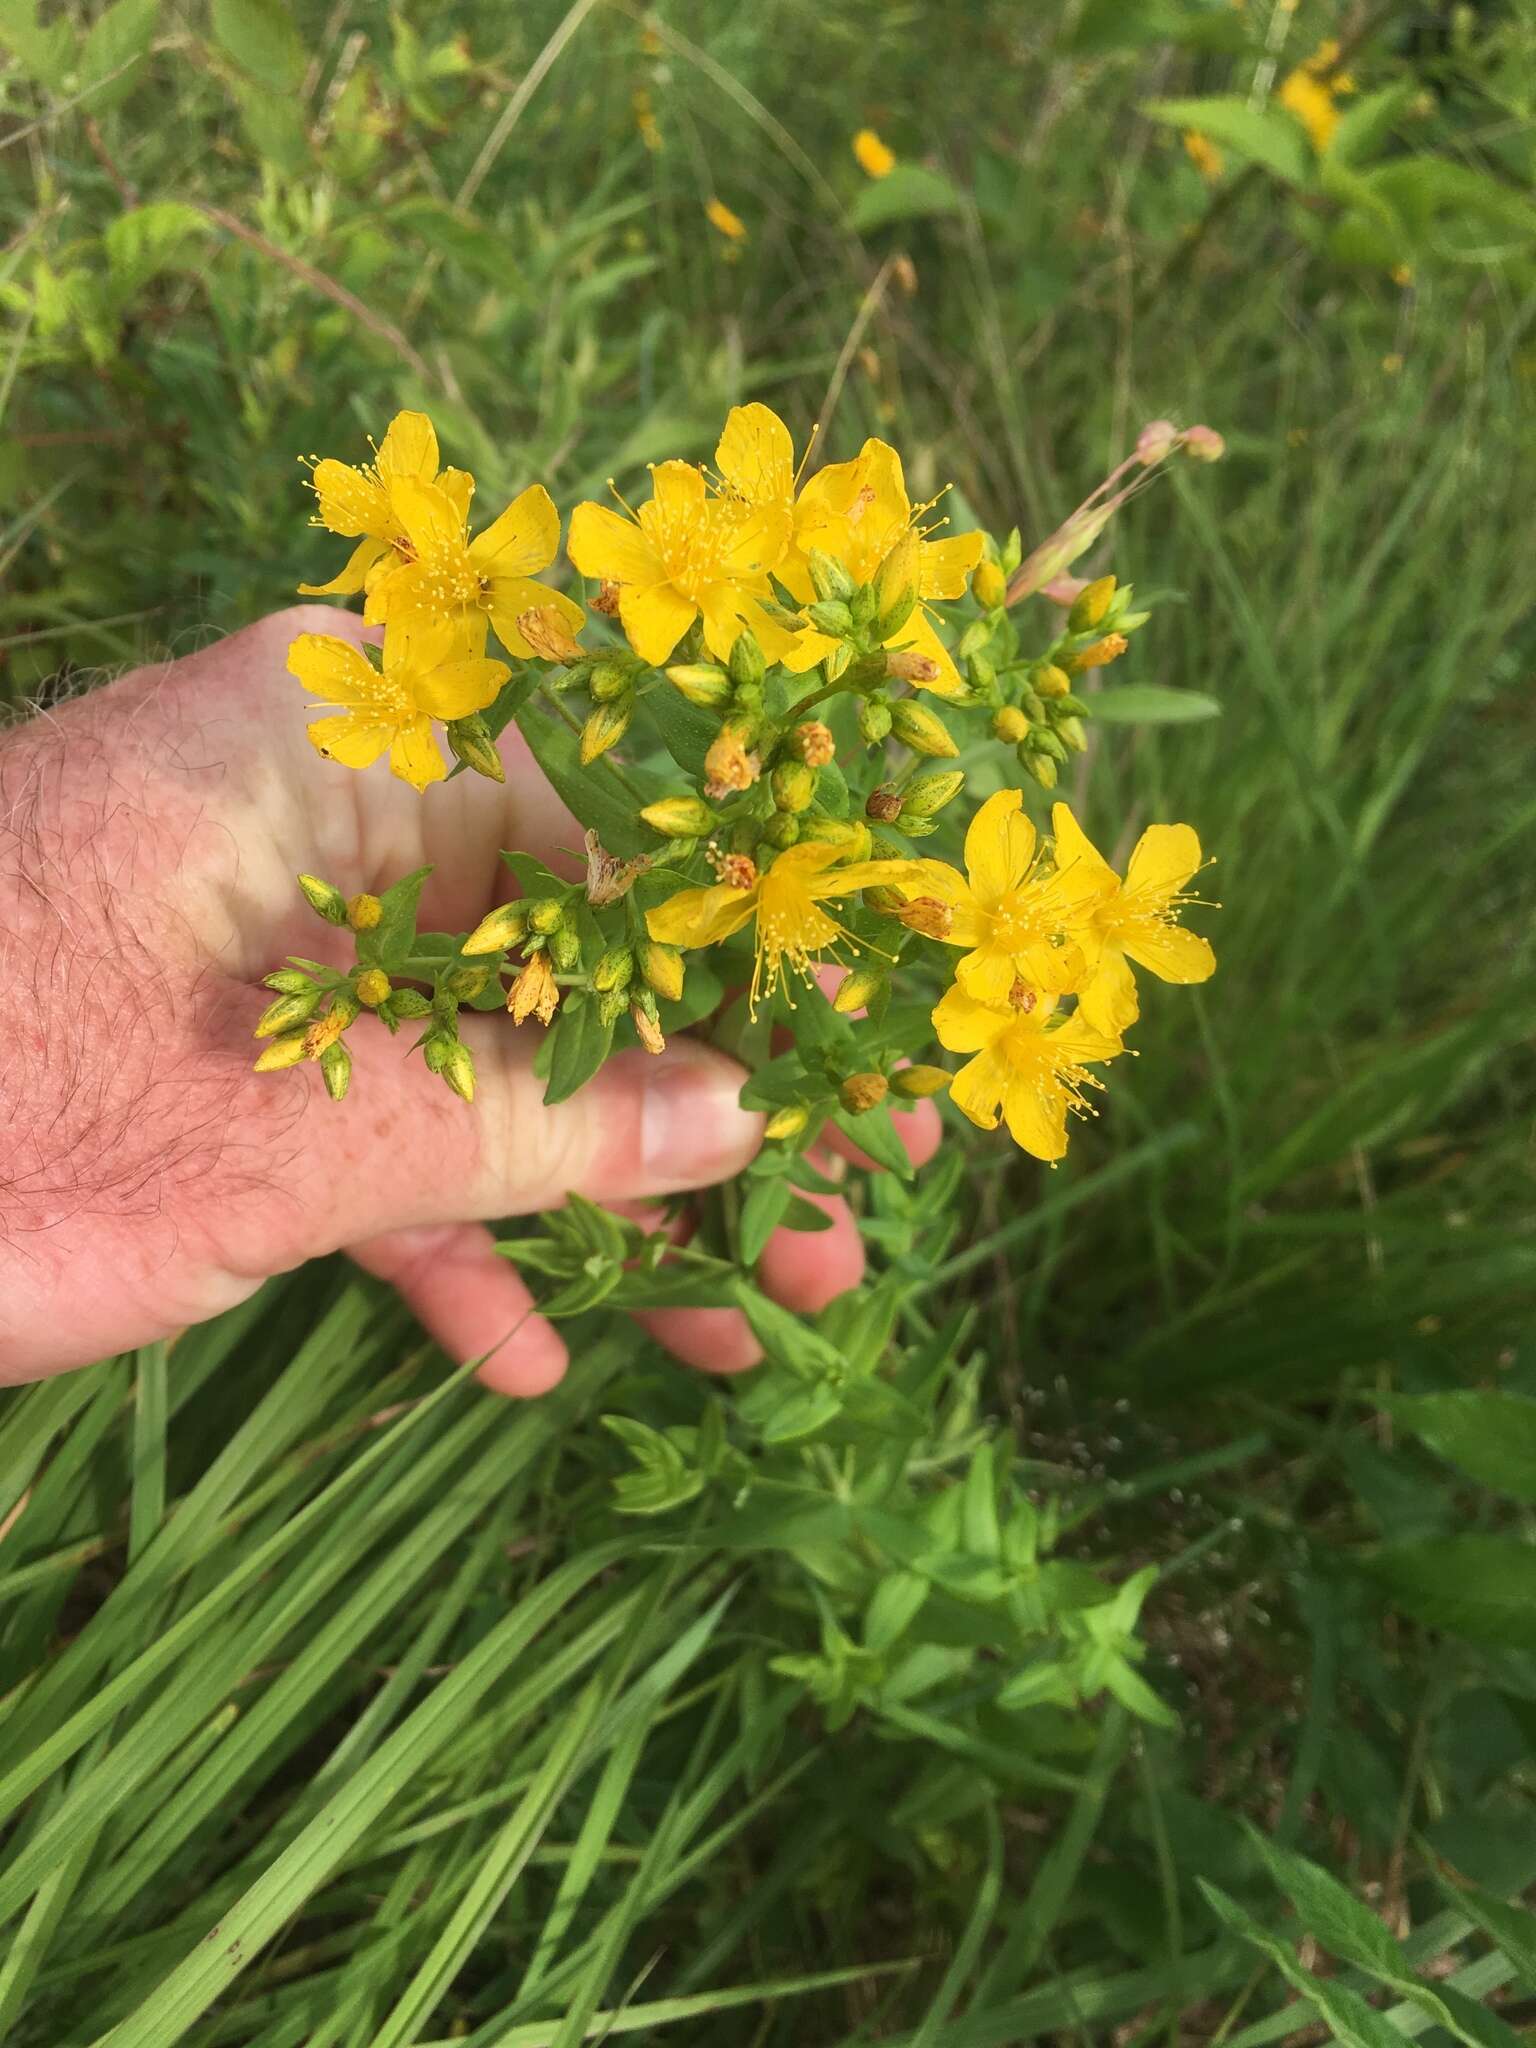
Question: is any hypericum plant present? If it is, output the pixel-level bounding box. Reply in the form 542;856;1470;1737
255;404;1222;1170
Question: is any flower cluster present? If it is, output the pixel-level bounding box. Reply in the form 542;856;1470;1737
262;402;1221;1163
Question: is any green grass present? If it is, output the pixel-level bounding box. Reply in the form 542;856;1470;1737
4;1;1536;2041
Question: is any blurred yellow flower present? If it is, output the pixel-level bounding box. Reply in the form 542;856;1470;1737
289;619;509;793
299;410;471;598
893;789;1110;1000
364;478;584;661
1277;39;1354;154
1050;804;1216;1038
569;459;791;666
1182;130;1223;181
853;128;896;179
646;840;923;1012
933;982;1123;1162
706;197;747;241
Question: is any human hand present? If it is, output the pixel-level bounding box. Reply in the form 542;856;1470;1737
0;606;938;1391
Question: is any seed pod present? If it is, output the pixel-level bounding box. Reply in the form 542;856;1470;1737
320;1041;353;1102
865;785;904;824
665;662;733;708
346;892;382;931
355;968;392;1008
858;697;893;744
971;559;1007;609
253;989;321;1039
889;699;958;758
771;760;817;814
638;940;685;1003
446;714;506;783
903;769;965;818
463;901;530;955
640;795;714;839
297;873;348;924
580;695;633;764
993;705;1029;744
839;1071;889;1115
890;1064;950;1100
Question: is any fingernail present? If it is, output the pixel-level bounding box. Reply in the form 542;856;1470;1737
640;1048;760;1189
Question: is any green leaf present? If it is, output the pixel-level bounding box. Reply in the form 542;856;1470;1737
1090;685;1221;725
850;163;966;233
731;1282;847;1382
648;684;719;780
739;1178;791;1268
833;1103;912;1178
0;0;72;86
1141;97;1314;187
1363;1536;1536;1651
79;0;158;109
1436;1877;1536;1994
756;1382;846;1444
542;994;614;1107
209;0;304;91
1376;1391;1536;1504
1199;1881;1409;2048
514;700;654;857
1245;1827;1404;1979
1329;84;1416;170
369;866;432;973
103;202;210;302
601;1418;704;1516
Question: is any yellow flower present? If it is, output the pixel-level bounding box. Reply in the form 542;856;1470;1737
934;982;1124;1162
706;196;748;241
299;410;472;598
364;478;584;661
853;128;896;179
1049;802;1216;1038
568;459;789;667
646;839;923;1012
891;788;1111;1001
712;409;983;697
1277;39;1354;155
1182;130;1223;181
288;618;509;792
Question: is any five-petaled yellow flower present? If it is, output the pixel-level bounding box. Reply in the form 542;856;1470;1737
568;459;791;667
364;477;584;661
646;840;923;1012
893;790;1111;1001
300;410;473;598
853;128;896;179
1277;38;1354;155
1049;804;1215;1038
289;620;509;792
934;982;1124;1163
705;197;748;241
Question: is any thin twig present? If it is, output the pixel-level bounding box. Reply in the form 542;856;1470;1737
456;0;601;211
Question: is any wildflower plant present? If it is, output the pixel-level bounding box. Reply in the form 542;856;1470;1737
261;402;1223;1263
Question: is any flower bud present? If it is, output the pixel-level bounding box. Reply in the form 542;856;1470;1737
808;548;856;603
771;760;817;814
528;897;566;935
890;1064;950;1100
839;1071;889;1115
1058;716;1088;753
958;618;992;661
849;583;878;632
728;629;766;690
387;988;433;1019
1064;633;1127;672
993;705;1030;743
263;968;316;995
764;1104;810;1141
580;696;633;764
549;923;582;973
665;662;733;708
441;1040;476;1103
1032;728;1068;762
876;530;918;609
822;641;853;684
518;606;584;664
638;940;685;1003
896;895;954;940
303;993;360;1059
1181;423;1225;462
807;598;854;638
762;811;801;849
355;968;392;1008
801;817;871;860
254;989;321;1039
320;1041;353;1102
422;1030;453;1075
297;873;348;924
858;697;893;745
885;648;941;686
1025;749;1059;790
253;1031;309;1073
874;587;918;642
971;559;1007;609
586;659;631;704
641;794;714;839
902;769;965;818
1068;576;1116;633
862;885;905;914
889;699;958;758
597;984;630;1027
446;714;506;783
832;966;886;1015
445;965;492;1000
463;901;530;955
1136;419;1180;466
1035;663;1071;699
865;785;904;824
792;720;835;767
346;892;382;932
1055;694;1093;719
592;945;635;993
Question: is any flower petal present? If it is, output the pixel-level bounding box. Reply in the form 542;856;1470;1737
487;579;585;660
888;604;968;698
307;714;392;770
646;883;759;950
933;982;1012;1055
1125;823;1202;900
948;1044;1011;1130
310;458;388;539
388;718;447;792
297;534;389;597
568;501;661;587
471;482;561;579
716;403;794;505
1122;922;1216;985
1001;1070;1070;1162
1075;950;1139;1038
919;529;984;600
954;945;1020;1005
964;788;1036;907
375;410;440;483
645;459;707;518
412;657;510;722
619;580;696;666
288;633;390;708
389;476;466;554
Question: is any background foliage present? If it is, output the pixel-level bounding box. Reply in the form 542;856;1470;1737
2;1;1535;2042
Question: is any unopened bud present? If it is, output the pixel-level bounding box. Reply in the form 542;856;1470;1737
1058;716;1088;753
1065;633;1127;672
728;629;765;690
442;1040;476;1103
528;897;566;935
596;984;630;1027
771;760;817;814
445;965;492;1000
792;720;835;767
665;661;733;708
1025;749;1059;790
346;892;382;931
1035;663;1072;699
1068;576;1116;633
889;699;958;758
822;641;853;683
1032;728;1068;762
641;794;714;839
446;713;506;783
807;598;853;638
1181;423;1225;462
1136;418;1180;466
858;697;893;744
630;987;665;1054
764;1104;811;1141
885;648;941;686
993;705;1030;743
422;1031;452;1075
355;968;392;1008
263;968;316;995
971;559;1007;609
808;548;856;603
875;530;918;610
592;945;635;994
839;1071;889;1115
320;1041;353;1102
387;988;433;1020
254;989;321;1039
1055;694;1093;719
865;785;904;824
762;811;801;849
833;966;886;1015
891;1064;950;1101
463;901;530;955
549;924;582;973
518;605;584;664
297;873;348;924
588;658;632;704
638;940;684;1003
253;1031;308;1072
580;696;633;763
875;587;918;641
902;770;965;818
896;895;954;941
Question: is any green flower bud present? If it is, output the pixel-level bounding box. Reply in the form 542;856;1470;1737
253;989;321;1039
771;760;817;814
849;583;878;631
806;598;853;637
263;968;316;995
320;1041;353;1102
1058;716;1088;753
580;696;633;764
902;769;965;818
858;697;893;744
1055;694;1093;720
728;629;765;690
1032;727;1068;763
1024;748;1059;790
764;1104;810;1141
528;898;566;935
640;795;714;839
253;1031;309;1073
597;984;630;1027
889;699;958;758
592;945;635;993
873;586;918;641
387;988;433;1019
891;1064;950;1100
1035;663;1072;699
833;967;886;1015
442;1041;476;1104
971;559;1007;609
638;941;685;1003
822;642;853;683
762;811;801;849
446;714;506;783
808;548;856;602
801;817;871;860
589;659;633;703
297;873;348;924
549;924;582;972
422;1029;454;1075
445;965;492;1000
463;901;530;955
665;662;733;708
